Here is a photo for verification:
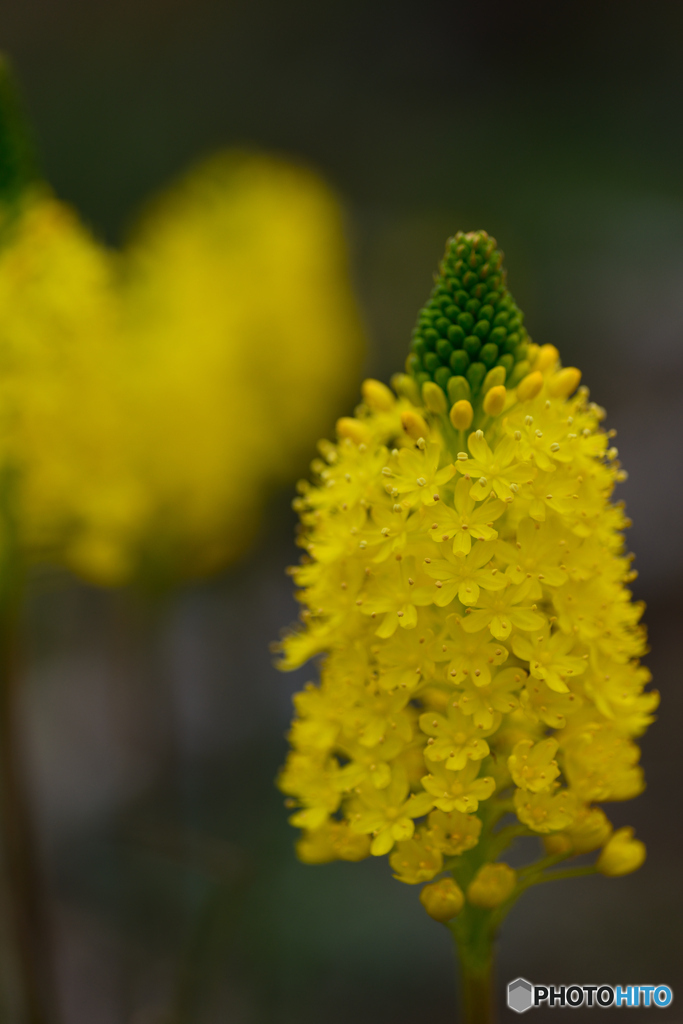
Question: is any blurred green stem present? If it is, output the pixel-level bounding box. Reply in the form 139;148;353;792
0;488;59;1024
452;911;495;1024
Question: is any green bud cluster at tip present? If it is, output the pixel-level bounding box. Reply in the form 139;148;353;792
406;230;530;401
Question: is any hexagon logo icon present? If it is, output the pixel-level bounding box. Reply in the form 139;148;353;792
508;978;534;1013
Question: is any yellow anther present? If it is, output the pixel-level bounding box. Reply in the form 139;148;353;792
422;381;448;414
449;399;474;430
362;378;395;411
547;367;582;398
482;385;506;416
516;370;544;402
534;344;560;373
401;410;429;440
336;417;370;445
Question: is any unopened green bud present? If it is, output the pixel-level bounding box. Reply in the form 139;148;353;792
482;365;506;394
422;381;448;414
447;375;471;405
406;230;531;400
390;373;421;404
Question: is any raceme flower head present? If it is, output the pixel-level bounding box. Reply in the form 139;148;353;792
278;230;656;927
0;62;364;585
117;150;365;584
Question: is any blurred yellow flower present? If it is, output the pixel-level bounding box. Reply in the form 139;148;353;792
0;151;364;584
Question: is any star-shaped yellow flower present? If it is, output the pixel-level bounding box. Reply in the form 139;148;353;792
458;431;534;502
383;442;455;507
427;476;506;555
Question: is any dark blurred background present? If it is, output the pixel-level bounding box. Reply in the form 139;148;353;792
0;1;682;1021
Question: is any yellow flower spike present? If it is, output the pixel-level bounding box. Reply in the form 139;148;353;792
362;378;395;412
597;827;646;877
336;417;371;445
547;366;582;398
278;228;655;1018
516;370;544;401
420;878;465;921
401;409;429;440
450;399;474;430
534;343;560;373
467;862;516;908
0;145;366;586
482;384;506;417
422;380;449;414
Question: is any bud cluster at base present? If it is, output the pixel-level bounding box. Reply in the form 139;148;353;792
507;978;673;1013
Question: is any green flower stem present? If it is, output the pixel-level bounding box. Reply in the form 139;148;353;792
447;801;506;1024
446;800;599;1024
0;480;60;1024
525;864;598;886
453;920;494;1024
486;823;531;861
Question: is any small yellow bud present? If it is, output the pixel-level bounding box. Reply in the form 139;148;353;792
447;375;471;405
534;344;559;373
336;417;370;445
467;862;516;909
508;359;530;387
419;878;465;922
390;373;420;404
362;378;395;411
422;381;448;414
482;385;506;417
401;410;429;440
596;827;646;877
547;367;582;398
516;370;544;402
525;342;539;366
450;399;474;430
482;365;506;394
